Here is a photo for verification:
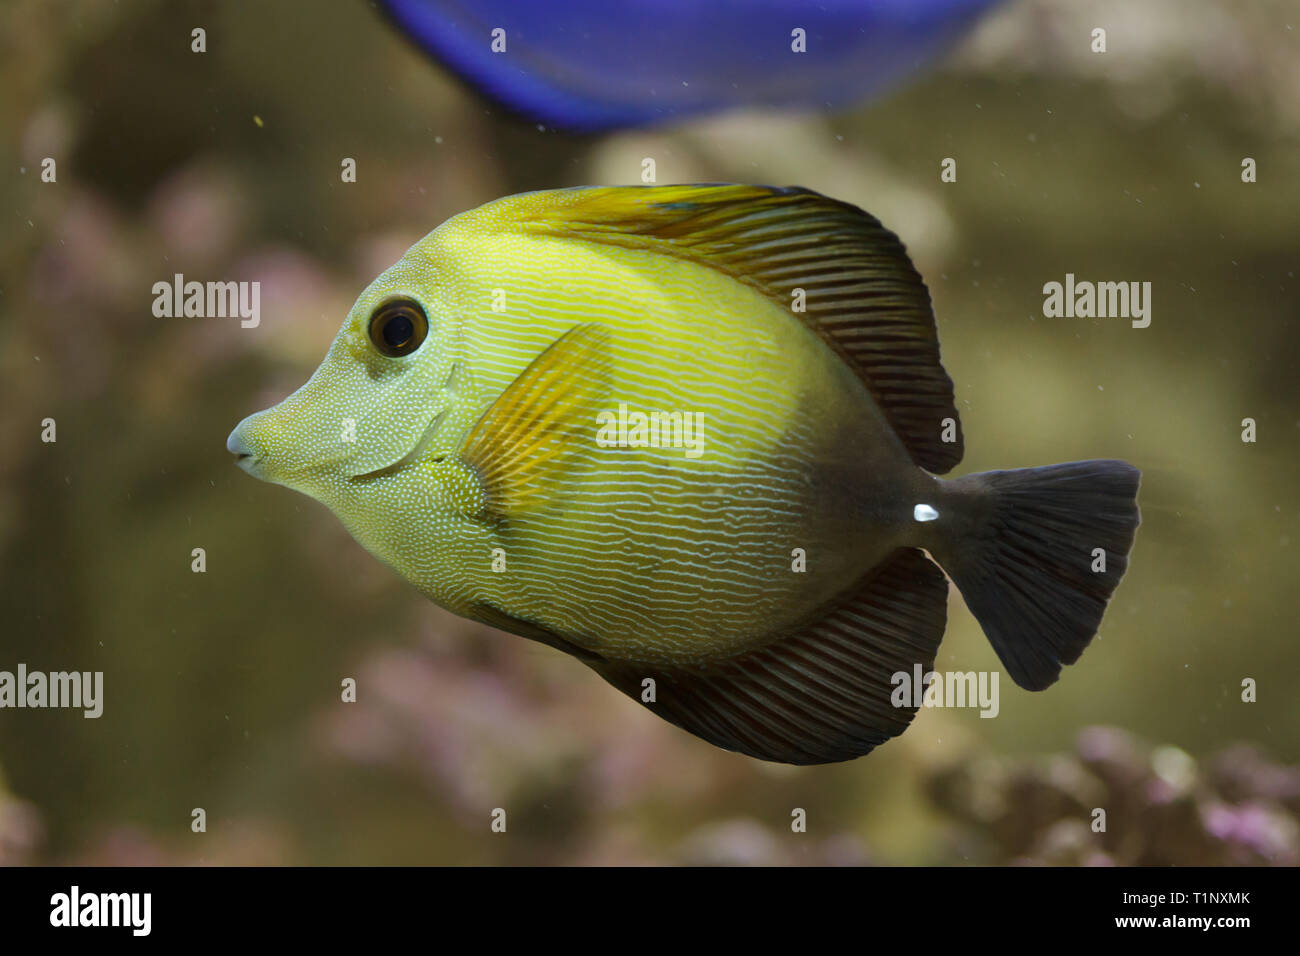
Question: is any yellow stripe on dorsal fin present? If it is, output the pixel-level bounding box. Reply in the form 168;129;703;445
511;184;964;474
458;322;612;522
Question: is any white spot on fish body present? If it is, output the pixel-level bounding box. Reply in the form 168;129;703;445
913;504;939;522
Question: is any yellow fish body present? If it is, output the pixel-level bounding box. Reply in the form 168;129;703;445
228;185;1140;764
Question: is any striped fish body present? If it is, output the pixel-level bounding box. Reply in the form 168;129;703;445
229;185;1141;764
402;199;925;665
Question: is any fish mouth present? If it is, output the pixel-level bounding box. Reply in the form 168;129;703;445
233;453;261;475
226;425;266;477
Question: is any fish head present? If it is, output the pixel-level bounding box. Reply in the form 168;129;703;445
226;243;465;525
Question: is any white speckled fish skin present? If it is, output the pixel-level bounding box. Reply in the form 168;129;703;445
230;187;932;667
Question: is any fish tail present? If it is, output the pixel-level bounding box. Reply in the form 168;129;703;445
929;460;1141;691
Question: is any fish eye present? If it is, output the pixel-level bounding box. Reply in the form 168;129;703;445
368;298;428;357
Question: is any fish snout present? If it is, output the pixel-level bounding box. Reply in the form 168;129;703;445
226;417;267;478
226;392;343;486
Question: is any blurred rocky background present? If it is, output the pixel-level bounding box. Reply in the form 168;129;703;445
0;0;1296;864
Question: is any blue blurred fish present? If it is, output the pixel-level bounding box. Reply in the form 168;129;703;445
378;0;1002;131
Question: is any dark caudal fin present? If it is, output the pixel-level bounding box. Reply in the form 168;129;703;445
932;460;1141;692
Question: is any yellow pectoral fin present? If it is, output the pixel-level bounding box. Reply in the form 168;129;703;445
458;322;612;523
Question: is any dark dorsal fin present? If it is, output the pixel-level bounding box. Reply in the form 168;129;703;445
517;184;964;473
588;548;949;765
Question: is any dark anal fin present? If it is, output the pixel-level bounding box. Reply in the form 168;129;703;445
589;548;948;765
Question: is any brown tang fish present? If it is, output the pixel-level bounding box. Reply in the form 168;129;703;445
227;184;1141;765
